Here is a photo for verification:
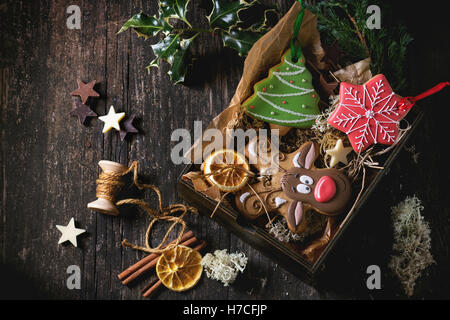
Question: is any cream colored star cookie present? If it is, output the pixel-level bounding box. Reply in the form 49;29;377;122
56;218;86;247
325;139;353;168
99;106;125;133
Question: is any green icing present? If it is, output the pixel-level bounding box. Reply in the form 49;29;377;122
243;49;320;128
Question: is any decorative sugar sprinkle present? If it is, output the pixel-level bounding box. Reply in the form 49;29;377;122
201;249;248;286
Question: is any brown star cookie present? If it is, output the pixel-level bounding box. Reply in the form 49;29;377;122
69;100;97;125
119;114;138;141
319;74;339;96
71;79;100;104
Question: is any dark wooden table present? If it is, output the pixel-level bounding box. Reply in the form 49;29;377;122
0;0;449;300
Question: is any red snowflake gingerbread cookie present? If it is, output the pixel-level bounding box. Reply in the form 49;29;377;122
328;74;411;152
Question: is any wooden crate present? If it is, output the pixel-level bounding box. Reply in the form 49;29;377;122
177;109;424;281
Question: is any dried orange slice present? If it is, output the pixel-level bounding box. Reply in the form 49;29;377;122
156;245;203;292
203;149;250;192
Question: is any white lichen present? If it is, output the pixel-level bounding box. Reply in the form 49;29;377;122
388;195;434;296
201;249;248;286
268;220;303;242
268;213;327;243
311;96;339;133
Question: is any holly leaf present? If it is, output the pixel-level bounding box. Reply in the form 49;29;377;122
117;12;162;39
150;34;181;65
250;7;278;32
167;35;198;84
148;33;198;84
207;0;251;32
222;29;262;56
120;0;280;85
159;0;192;27
237;2;279;32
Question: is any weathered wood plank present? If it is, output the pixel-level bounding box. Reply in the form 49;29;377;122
0;0;449;300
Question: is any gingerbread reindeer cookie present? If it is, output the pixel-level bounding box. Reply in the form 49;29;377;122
235;137;352;233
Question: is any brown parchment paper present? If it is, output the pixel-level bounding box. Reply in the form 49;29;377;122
334;57;372;84
183;2;374;264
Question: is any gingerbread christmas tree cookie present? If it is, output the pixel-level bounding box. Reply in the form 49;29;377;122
243;49;320;128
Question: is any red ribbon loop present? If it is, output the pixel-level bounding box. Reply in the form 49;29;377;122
399;81;449;111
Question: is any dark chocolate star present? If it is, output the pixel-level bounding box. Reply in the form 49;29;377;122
71;79;100;104
119;114;138;141
319;74;339;96
70;100;98;125
321;40;345;69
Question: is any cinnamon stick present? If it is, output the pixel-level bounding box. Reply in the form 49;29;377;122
121;236;198;285
118;230;194;281
192;240;207;252
142;240;207;298
142;280;162;298
141;278;160;294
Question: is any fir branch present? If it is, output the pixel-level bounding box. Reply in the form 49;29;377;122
308;0;413;92
346;11;369;57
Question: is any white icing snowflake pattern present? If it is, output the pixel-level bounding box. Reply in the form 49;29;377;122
328;74;410;152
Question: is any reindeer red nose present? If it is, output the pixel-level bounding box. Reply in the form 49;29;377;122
314;176;336;203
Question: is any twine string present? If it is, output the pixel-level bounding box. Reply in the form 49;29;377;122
202;164;256;180
248;183;272;226
201;162;273;226
96;161;197;254
209;192;230;219
96;171;126;202
205;163;255;219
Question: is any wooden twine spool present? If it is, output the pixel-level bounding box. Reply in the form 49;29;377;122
87;160;128;216
87;159;198;254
